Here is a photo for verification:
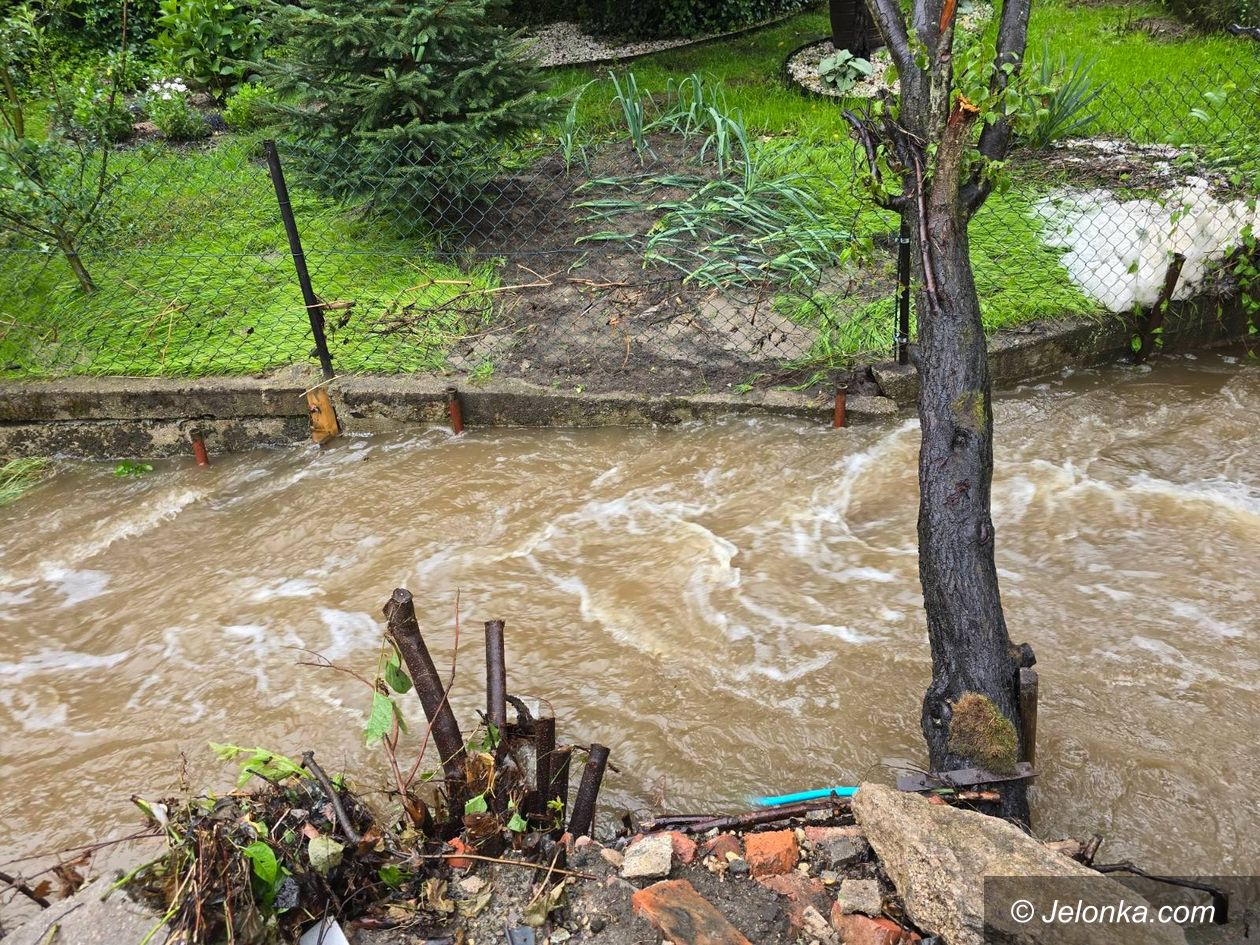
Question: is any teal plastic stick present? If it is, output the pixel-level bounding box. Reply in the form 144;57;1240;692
751;786;859;807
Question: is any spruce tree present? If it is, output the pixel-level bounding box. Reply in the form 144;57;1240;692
256;0;555;208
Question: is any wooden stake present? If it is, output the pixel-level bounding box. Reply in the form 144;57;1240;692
306;385;340;445
1019;667;1039;768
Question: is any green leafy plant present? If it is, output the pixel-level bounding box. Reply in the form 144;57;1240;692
1019;43;1107;149
578;110;849;289
152;0;265;94
609;70;653;157
254;0;557;215
0;3;130;293
661;72;727;141
209;743;310;786
221;80;275;131
817;48;874;94
113;459;154;476
557;81;594;172
146;82;209;140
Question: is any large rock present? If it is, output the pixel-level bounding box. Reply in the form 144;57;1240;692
851;783;1187;945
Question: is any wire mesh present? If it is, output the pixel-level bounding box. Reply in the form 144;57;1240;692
2;63;1257;393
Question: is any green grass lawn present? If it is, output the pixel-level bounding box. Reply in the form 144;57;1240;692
0;137;496;377
2;0;1255;379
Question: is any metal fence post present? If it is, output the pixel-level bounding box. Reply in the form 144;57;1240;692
264;139;335;380
895;215;911;366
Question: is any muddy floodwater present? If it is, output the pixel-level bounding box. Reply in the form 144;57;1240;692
2;351;1258;881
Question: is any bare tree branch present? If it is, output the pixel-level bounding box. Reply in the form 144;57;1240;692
964;0;1034;213
865;0;915;75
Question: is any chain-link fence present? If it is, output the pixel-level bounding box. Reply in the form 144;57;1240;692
2;62;1257;393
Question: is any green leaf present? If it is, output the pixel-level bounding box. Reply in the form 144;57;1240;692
384;654;412;694
507;811;528;833
242;840;278;886
464;793;488;815
364;692;395;747
378;864;405;888
308;835;345;876
113;461;153;478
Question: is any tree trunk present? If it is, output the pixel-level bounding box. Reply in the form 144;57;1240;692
910;204;1030;825
55;231;96;293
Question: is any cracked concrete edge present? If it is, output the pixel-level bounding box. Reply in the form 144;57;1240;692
0;370;897;459
0;296;1249;460
872;293;1253;407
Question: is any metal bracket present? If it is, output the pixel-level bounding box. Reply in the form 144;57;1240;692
896;762;1035;793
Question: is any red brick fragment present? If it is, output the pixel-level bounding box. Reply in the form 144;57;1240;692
632;878;755;945
830;906;921;945
701;832;743;861
667;830;698;865
743;829;799;878
756;872;830;933
446;837;474;870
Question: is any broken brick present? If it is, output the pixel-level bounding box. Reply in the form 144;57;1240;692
831;906;921;945
632;878;754;945
667;831;698;865
744;829;799;878
701;832;743;861
446;837;474;870
755;872;830;934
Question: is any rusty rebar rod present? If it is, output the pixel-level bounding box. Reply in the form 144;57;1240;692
567;743;610;837
446;387;464;434
669;798;850;834
383;588;466;804
529;715;556;820
833;386;848;428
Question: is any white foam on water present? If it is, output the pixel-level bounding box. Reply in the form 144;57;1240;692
44;568;111;607
1126;473;1260;523
787;420;919;565
316;608;381;661
0;586;35;620
1035;181;1259;312
993;475;1038;524
247;577;321;602
222;623;288;693
1075;583;1136;603
0;690;70;733
32;487;205;578
0;649;130;681
1165;600;1247;640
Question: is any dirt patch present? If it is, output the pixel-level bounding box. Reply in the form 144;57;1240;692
1129;15;1197;40
405;134;858;396
1011;138;1238;195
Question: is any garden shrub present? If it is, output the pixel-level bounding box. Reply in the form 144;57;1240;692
255;0;557;214
221;81;276;130
152;0;266;95
508;0;811;38
146;80;210;139
43;0;163;54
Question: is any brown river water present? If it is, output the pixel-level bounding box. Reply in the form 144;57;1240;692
1;351;1258;887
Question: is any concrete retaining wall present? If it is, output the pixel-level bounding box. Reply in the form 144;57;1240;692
0;291;1250;459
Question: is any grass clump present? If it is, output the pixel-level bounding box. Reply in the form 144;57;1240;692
0;458;52;506
947;692;1020;775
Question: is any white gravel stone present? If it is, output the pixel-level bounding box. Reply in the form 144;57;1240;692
838;877;883;917
621;832;675;880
